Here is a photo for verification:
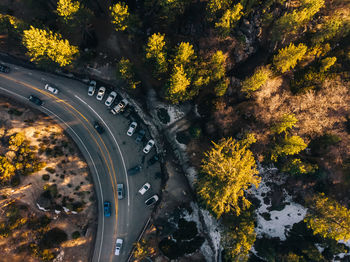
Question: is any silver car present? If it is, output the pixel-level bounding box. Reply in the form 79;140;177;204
96;86;106;101
44;84;59;94
115;238;123;256
138;182;151;195
143;139;155;154
105;91;117;107
127;122;137;136
117;184;124;200
88;80;96;96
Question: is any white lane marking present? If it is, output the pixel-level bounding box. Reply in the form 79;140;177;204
0;86;105;262
14;67;19;70
27;72;32;75
41;77;46;81
74;94;130;206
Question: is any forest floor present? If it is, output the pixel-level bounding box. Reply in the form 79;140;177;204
0;96;96;262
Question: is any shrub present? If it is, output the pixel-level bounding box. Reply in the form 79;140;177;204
42;174;50;181
72;231;81;239
40;228;67;249
159;238;181;259
45;167;55;174
189;126;202;139
157;108;170;124
176;131;191;145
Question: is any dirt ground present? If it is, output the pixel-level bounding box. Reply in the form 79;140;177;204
0;97;96;262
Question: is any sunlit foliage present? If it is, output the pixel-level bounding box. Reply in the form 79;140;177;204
273;43;307;73
57;0;80;20
197;137;260;218
110;2;130;31
241;66;272;96
22;26;78;67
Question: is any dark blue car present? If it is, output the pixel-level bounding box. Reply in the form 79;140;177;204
104;201;111;217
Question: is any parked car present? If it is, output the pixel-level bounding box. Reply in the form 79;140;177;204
28;95;43;106
44;84;59;94
138;183;151;195
88;80;96;96
104;201;111;217
111;99;129;114
135;129;145;144
94;121;105;134
147;154;159;166
115;238;123;256
128;164;142;176
105;91;117;107
127;122;137;136
143;139;155;154
145;194;159;206
117;184;124;200
0;64;10;73
96;86;106;101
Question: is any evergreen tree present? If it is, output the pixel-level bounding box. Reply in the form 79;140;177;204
22;26;79;67
273;43;308;73
271;135;307;161
241;66;272;96
109;2;130;31
56;0;80;20
281;158;317;175
145;33;168;75
222;211;256;261
215;3;243;36
320;57;337;72
197;137;260;218
209;50;229;96
165;64;190;104
117;57;140;89
305;193;350;241
271;113;298;134
173;42;195;67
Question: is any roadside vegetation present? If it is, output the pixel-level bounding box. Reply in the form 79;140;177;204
0;0;349;260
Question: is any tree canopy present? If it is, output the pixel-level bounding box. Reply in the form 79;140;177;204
56;0;80;20
273;43;307;73
197;137;260;218
165;64;190;104
145;32;168;75
305;193;350;241
241;66;272;96
271;113;298;135
109;2;130;31
271;135;307;161
22;26;79;67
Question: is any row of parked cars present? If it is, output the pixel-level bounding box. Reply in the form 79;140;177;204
88;81;129;114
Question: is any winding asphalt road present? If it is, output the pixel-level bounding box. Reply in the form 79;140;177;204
0;63;161;262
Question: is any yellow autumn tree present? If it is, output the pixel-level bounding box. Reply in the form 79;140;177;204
241;66;272;96
22;26;79;67
165;64;190;104
273;43;308;73
197;137;260;218
173;42;195;67
57;0;80;20
110;2;130;31
145;32;168;75
271;113;298;135
222;213;256;262
305;193;350;241
215;3;243;35
0;156;15;182
271;135;307;161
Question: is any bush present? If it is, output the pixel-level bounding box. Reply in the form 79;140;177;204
40;228;67;249
173;219;198;241
176;131;191;145
189;126;202;139
42;174;50;181
310;133;341;156
45;167;56;174
72;231;81;239
159;238;181;259
157;108;170;124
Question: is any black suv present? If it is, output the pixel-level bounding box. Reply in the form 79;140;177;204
0;64;10;73
94;122;105;134
147;154;159;166
135;129;145;144
127;164;142;175
28;95;44;106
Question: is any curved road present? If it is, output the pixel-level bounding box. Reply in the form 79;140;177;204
0;63;161;262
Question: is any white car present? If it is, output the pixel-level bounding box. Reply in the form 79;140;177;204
138;182;151;195
127;122;137;136
96;86;106;101
145;194;159;206
115;238;123;256
88;80;96;96
143;139;155;154
44;84;59;94
105;91;117;107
